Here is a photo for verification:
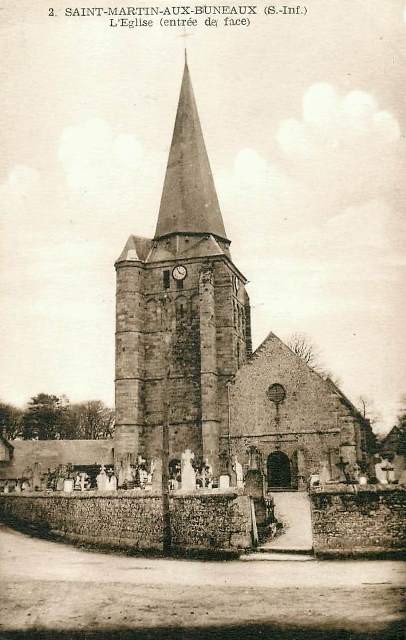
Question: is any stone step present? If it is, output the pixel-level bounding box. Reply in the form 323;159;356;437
241;551;315;562
257;545;314;555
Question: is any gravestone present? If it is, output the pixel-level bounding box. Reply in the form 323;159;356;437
247;446;261;471
309;473;320;488
74;474;81;491
118;454;134;488
245;469;264;498
79;472;88;491
205;459;213;488
96;465;108;491
375;460;388;484
151;458;162;491
118;461;126;488
233;457;244;488
350;462;361;482
387;466;395;483
229;464;237;487
107;474;117;491
219;475;230;489
22;466;33;490
138;467;148;488
319;461;331;486
181;449;196;491
32;462;42;491
63;478;74;492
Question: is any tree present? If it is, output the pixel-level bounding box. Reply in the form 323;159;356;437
68;401;115;439
286;332;341;385
286;332;319;368
357;395;382;428
21;394;70;440
0;402;23;439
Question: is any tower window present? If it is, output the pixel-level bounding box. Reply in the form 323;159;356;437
176;279;184;290
163;270;170;289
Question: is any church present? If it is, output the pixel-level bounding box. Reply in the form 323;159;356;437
113;58;375;489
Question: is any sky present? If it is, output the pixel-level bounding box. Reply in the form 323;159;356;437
0;0;405;433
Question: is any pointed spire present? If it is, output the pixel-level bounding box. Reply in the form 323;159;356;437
154;58;228;242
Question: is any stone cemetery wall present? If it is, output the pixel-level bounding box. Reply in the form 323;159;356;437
0;440;114;480
310;486;406;557
0;490;252;554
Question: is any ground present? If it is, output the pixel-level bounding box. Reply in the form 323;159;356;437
0;524;405;640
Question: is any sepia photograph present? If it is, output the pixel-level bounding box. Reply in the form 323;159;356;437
0;1;405;638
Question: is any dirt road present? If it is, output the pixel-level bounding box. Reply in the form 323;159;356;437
0;524;405;639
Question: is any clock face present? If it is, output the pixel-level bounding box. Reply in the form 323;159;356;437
172;265;187;281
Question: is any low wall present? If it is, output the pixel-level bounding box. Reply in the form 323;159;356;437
310;486;406;557
0;489;253;555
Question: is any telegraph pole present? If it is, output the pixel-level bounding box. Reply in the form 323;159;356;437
161;297;171;554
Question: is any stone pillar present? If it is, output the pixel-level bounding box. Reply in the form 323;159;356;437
199;266;220;474
114;262;145;470
243;289;252;357
296;448;307;489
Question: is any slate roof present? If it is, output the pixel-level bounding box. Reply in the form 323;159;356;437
154;58;228;242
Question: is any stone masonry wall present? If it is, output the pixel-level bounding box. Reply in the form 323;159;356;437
228;332;372;485
310;487;406;556
0;490;253;554
115;251;251;475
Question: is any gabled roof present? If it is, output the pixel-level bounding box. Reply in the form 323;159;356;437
154;58;228;242
248;331;370;426
381;425;406;455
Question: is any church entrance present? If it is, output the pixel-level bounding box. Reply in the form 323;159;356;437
267;451;291;489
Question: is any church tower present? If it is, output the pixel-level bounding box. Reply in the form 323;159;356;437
114;58;252;475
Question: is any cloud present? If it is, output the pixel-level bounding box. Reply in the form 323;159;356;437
277;84;400;158
275;84;401;210
220;84;402;250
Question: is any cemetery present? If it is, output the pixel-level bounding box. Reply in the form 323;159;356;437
0;442;405;558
